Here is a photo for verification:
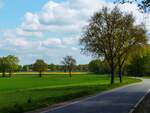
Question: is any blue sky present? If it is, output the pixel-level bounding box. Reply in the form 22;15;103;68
0;0;48;28
0;0;149;65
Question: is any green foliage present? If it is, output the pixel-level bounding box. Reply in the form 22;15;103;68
0;55;19;77
27;97;32;104
126;53;150;76
22;65;29;72
6;55;19;76
48;64;59;71
32;59;48;77
88;60;109;74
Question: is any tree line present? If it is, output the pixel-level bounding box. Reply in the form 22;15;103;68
0;55;82;77
88;47;150;76
20;62;88;73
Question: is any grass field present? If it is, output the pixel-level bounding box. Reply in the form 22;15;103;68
0;72;141;113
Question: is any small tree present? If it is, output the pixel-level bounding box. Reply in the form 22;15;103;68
32;59;48;77
0;55;19;77
6;55;19;77
61;56;76;78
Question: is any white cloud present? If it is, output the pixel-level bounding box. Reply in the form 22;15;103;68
20;0;106;34
19;0;150;35
16;28;43;37
42;38;63;48
42;36;79;48
0;37;30;50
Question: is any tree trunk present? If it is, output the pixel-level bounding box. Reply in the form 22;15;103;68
110;63;115;85
69;70;72;78
9;71;12;77
118;65;122;83
2;70;5;77
39;71;42;77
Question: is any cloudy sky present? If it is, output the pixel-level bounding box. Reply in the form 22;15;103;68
0;0;149;65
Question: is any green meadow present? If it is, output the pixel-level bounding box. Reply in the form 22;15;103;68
0;72;140;113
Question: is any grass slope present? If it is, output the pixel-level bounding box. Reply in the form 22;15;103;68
0;73;141;113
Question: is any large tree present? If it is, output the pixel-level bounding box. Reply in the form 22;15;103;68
61;56;76;78
80;7;148;84
32;59;48;77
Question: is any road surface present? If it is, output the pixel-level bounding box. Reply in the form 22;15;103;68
42;78;150;113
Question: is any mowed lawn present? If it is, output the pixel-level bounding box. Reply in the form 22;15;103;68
0;72;141;113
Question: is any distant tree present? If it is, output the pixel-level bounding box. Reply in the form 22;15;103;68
23;65;29;72
61;56;76;78
88;60;109;74
49;64;56;71
48;64;60;71
77;64;89;72
32;59;48;77
88;60;101;74
6;55;19;77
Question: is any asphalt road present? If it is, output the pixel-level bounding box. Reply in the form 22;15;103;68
42;78;150;113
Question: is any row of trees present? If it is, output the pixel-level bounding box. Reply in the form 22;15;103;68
0;51;149;79
32;56;77;77
88;48;150;76
21;63;88;72
0;55;77;78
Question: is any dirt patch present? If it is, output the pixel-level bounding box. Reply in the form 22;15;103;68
133;92;150;113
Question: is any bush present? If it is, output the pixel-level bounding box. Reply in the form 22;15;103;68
126;54;150;76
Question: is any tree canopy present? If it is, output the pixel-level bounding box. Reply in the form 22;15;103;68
61;56;76;77
0;55;19;77
80;7;148;84
32;59;48;77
